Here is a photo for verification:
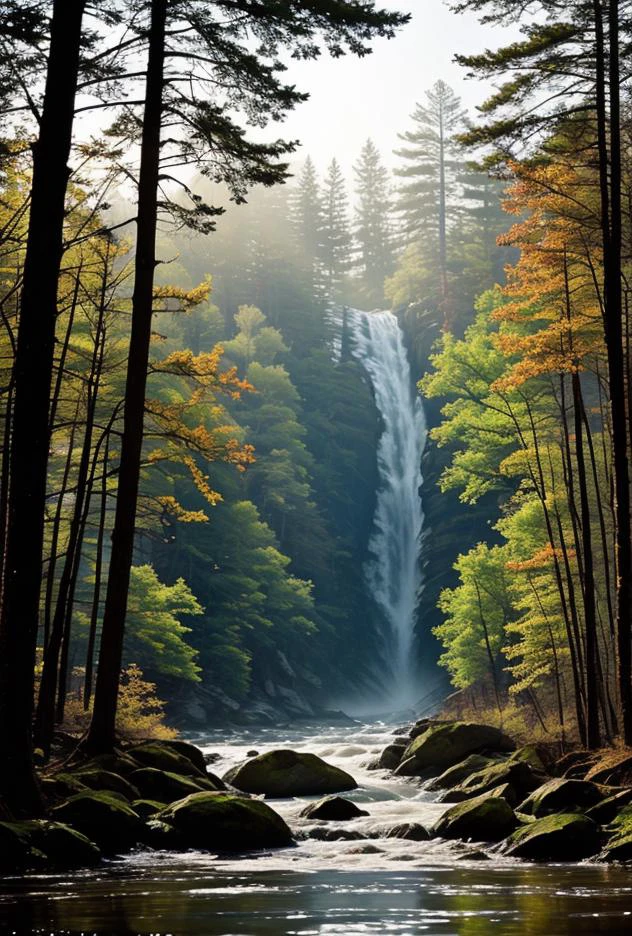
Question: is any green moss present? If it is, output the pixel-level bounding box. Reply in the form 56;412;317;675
505;813;601;861
72;768;140;801
129;767;210;802
518;778;604;817
159;791;293;850
51;791;141;854
396;722;514;777
432;791;517;842
132;799;167;820
128;742;205;778
0;820;100;871
223;749;356;797
428;754;494;791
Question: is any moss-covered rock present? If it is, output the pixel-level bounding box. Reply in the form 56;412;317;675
427;754;494;791
131;799;167;820
158;791;293;851
40;772;88;803
0;820;101;871
142;819;188;850
72;768;140;801
377;742;407;770
432;791;517;842
223;749;357;797
129;767;218;803
384;822;430;841
157;740;208;775
441;760;541;805
128;742;206;778
300;796;369;820
508;745;548;774
79;750;142;777
518;778;604;818
600;808;632;861
395;722;515;777
586;754;632;788
503;813;601;861
51;791;142;854
586;789;632;825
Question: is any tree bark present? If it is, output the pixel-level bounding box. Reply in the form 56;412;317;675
0;0;86;816
86;0;167;752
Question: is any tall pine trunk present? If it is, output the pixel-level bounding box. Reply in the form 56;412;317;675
594;0;632;741
0;0;85;816
86;0;167;752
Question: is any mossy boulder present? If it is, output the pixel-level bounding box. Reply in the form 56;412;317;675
503;813;602;861
0;820;100;871
158;791;293;851
586;788;632;825
441;760;541;805
518;778;604;817
300;796;369;820
600;808;632;861
129;767;219;803
395;722;515;777
508;745;548;774
427;754;494;791
157;739;208;775
128;742;205;778
40;772;88;803
586;754;632;787
377;742;407;770
131;799;166;820
432;791;517;842
223;749;357;797
385;822;430;841
72;768;140;801
79;750;142;777
51;791;142;854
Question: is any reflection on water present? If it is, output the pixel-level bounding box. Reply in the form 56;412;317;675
3;723;632;934
2;865;632;935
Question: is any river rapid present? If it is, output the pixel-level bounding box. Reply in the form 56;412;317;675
2;722;632;935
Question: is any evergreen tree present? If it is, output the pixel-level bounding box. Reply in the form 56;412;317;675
320;158;352;297
291;156;324;295
394;80;467;325
353;139;394;305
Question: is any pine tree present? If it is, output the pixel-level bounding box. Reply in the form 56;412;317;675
291;156;324;294
353;139;394;304
394;80;467;324
320;158;352;297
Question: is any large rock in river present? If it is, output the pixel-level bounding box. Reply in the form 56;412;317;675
518;778;604;818
440;759;541;805
130;767;221;803
503;813;601;861
432;790;517;842
51;791;142;854
395;722;515;777
0;820;101;871
158;791;293;850
300;796;368;821
223;749;357;797
128;741;207;778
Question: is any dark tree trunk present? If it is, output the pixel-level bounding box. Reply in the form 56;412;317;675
0;0;85;816
86;0;167;752
594;0;632;740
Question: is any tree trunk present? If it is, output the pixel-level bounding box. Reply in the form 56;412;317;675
0;0;86;816
86;0;166;752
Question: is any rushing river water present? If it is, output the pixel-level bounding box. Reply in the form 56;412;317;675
2;723;632;935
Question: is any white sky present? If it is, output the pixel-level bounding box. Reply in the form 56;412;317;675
278;0;519;178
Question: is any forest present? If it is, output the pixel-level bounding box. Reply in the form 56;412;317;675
1;0;632;877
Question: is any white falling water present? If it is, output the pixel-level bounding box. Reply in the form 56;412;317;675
347;308;427;709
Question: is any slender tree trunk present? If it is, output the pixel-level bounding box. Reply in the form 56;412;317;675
0;0;86;816
86;0;167;752
84;431;110;710
594;0;632;741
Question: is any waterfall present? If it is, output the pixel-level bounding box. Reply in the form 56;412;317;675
347;308;427;708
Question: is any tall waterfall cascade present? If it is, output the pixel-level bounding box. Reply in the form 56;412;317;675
344;308;427;708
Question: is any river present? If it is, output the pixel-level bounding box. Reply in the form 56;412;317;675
2;722;632;935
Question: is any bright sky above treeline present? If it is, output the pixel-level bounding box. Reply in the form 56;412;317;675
281;0;518;175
